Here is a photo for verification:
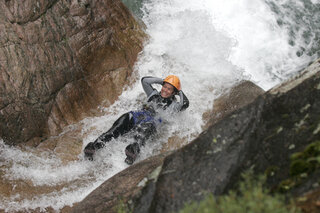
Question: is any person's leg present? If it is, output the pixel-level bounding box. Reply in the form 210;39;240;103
135;122;157;146
84;112;134;160
124;122;156;164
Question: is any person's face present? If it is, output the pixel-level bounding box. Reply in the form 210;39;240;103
161;83;175;98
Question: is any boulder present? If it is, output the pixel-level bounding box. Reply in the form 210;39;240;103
72;58;320;212
0;0;145;145
70;153;169;213
203;80;264;128
163;80;264;151
136;59;320;212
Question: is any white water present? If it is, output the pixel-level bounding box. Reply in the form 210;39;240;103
1;0;319;211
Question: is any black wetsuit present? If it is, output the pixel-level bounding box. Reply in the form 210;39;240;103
84;76;189;164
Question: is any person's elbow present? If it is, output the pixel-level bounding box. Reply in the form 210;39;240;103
141;76;146;84
141;76;153;83
179;101;189;111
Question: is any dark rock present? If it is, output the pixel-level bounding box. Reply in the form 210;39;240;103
295;186;320;213
0;0;145;145
70;153;169;213
141;58;320;212
75;58;320;213
162;81;264;153
203;80;264;129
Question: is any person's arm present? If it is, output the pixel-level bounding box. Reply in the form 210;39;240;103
141;76;163;97
178;90;189;111
176;90;189;111
169;90;189;112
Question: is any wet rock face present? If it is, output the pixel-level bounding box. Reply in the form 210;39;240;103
70;80;265;212
0;0;145;145
164;81;264;151
202;80;264;129
70;154;168;213
141;59;320;212
74;59;320;213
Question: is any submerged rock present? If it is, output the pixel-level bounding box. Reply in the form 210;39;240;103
72;58;320;212
0;0;145;145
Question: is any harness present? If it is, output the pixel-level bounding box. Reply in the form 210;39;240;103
130;110;162;126
148;94;174;110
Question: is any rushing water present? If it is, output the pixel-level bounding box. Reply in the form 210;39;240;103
1;0;320;211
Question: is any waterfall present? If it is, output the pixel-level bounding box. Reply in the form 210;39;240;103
1;0;319;211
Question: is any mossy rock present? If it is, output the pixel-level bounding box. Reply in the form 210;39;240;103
289;141;320;176
278;179;297;193
289;159;313;176
275;141;320;193
265;166;280;177
304;141;320;157
290;152;304;161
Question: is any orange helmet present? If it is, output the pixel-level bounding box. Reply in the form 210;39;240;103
163;75;181;91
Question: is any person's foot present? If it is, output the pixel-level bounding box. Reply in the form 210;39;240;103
125;156;134;165
84;142;96;161
84;151;94;161
125;149;137;165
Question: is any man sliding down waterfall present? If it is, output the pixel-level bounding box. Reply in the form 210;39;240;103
84;75;189;165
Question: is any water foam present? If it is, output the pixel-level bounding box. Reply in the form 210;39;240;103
203;0;317;89
1;0;319;211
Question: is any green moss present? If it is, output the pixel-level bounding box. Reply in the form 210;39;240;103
265;166;280;177
304;141;320;156
289;141;320;176
179;171;300;213
278;179;298;193
275;141;320;193
289;159;313;176
212;138;217;143
290;152;304;161
115;199;131;213
282;114;290;119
